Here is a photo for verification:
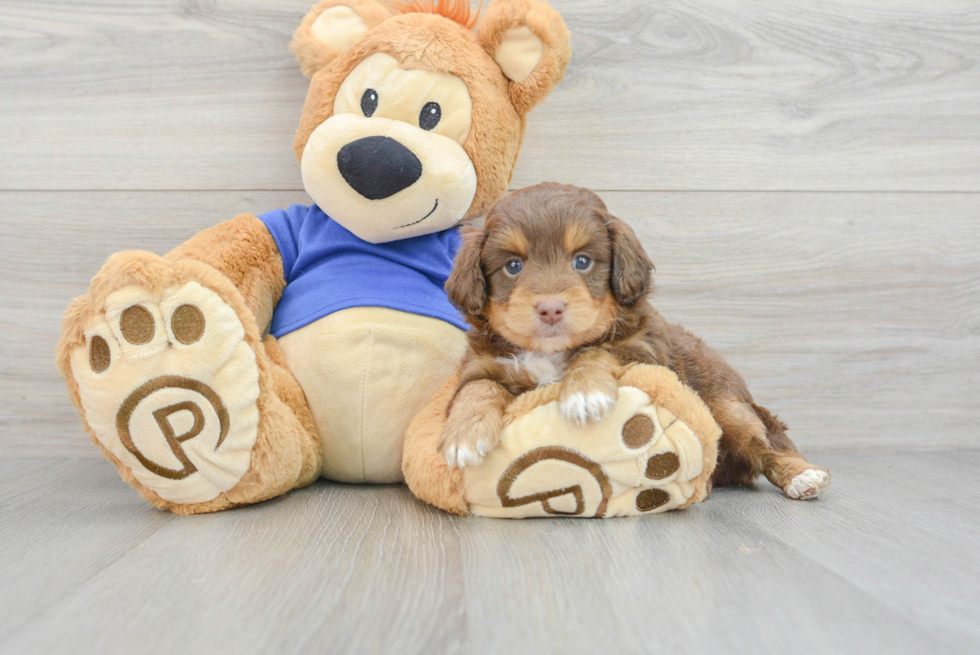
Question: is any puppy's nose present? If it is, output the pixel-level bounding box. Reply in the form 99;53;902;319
535;300;566;326
337;136;423;200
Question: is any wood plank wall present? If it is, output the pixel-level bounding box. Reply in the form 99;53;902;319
1;0;978;456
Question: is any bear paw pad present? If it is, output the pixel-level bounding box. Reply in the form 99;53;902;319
70;282;260;504
463;387;708;518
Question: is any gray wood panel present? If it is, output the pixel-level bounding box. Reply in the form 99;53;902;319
1;1;979;191
728;449;980;645
0;459;172;638
3;190;977;457
1;451;977;654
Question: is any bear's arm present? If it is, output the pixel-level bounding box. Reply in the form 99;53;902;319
166;213;285;334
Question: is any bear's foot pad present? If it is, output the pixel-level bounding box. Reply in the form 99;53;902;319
70;282;261;504
463;386;707;518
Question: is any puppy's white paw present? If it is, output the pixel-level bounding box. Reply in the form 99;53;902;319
440;427;498;469
785;469;831;500
443;441;488;469
560;391;617;426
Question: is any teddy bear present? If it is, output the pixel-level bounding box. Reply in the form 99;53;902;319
56;0;574;514
56;0;722;517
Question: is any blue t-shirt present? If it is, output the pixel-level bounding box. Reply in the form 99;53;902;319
259;204;467;337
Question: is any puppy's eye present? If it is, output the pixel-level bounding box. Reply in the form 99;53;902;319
504;259;524;276
361;89;378;117
420;102;441;130
573;254;593;271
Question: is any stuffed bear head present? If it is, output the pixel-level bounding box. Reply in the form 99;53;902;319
290;0;571;244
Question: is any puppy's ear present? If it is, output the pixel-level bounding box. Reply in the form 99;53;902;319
446;224;489;316
291;0;394;77
477;0;572;115
604;214;654;305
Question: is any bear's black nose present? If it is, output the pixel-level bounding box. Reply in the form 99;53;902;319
336;136;423;200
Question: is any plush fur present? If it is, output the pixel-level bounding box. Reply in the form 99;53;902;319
292;0;396;77
402;373;470;515
440;183;831;499
476;0;571;115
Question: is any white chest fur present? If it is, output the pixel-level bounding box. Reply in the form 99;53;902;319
497;351;571;387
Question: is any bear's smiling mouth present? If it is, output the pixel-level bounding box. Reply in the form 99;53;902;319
394;199;438;229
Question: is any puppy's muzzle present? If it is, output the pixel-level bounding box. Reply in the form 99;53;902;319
337;136;423;200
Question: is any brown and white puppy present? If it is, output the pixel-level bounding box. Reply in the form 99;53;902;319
441;182;831;500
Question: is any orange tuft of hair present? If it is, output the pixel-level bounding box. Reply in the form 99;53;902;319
389;0;482;30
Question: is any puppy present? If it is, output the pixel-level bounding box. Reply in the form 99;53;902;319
440;182;830;500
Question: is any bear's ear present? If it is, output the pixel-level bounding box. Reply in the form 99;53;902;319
291;0;395;77
477;0;572;115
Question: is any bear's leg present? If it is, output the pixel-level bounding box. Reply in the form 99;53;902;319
404;365;723;518
57;251;321;514
711;397;830;500
403;374;469;515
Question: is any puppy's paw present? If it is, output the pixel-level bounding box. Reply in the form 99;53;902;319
784;468;831;500
559;390;617;425
439;419;500;470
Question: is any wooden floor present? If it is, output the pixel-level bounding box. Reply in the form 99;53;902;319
0;450;977;654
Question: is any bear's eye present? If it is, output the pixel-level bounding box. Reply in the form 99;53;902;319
504;259;523;276
573;254;593;271
361;89;378;117
419;102;441;130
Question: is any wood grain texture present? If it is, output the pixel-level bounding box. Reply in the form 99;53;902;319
1;452;977;654
2;190;976;457
726;449;980;646
1;1;979;191
0;459;172;638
